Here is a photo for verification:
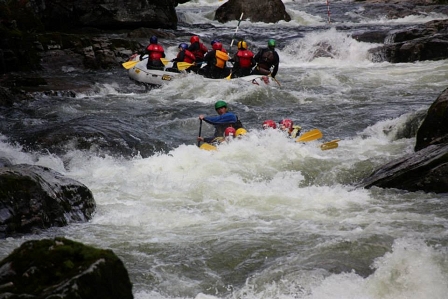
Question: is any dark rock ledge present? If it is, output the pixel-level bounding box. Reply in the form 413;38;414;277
358;87;448;193
0;237;133;298
0;163;96;238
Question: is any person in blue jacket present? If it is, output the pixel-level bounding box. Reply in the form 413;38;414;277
197;100;243;144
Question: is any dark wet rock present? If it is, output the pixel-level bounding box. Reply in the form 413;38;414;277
415;87;448;151
0;164;96;238
367;19;448;62
358;143;448;193
214;0;291;23
359;87;448;193
0;237;133;298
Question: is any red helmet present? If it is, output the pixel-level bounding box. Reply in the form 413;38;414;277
224;127;236;137
190;35;200;43
212;42;223;50
262;120;277;129
279;119;293;130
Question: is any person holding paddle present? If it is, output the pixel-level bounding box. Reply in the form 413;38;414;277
140;36;166;70
251;39;280;79
170;43;196;73
197;100;242;144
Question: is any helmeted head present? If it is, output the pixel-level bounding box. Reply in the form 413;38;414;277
235;128;247;138
237;40;247;50
262;120;277;129
268;39;276;49
279;119;293;131
212;42;223;51
224;127;236;137
211;39;220;45
215;100;227;110
190;35;200;44
150;36;158;44
179;43;188;50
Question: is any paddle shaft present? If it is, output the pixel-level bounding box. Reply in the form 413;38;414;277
197;119;202;147
230;13;244;48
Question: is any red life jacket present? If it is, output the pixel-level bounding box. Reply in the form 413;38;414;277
146;44;165;61
236;50;254;68
183;49;196;63
191;42;208;59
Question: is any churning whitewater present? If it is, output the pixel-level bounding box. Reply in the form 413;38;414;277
1;0;448;298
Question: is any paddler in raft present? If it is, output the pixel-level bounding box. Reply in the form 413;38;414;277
169;43;196;73
197;100;244;144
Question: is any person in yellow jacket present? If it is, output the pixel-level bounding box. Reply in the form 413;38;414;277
201;42;230;79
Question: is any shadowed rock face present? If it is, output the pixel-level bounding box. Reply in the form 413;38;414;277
358;88;448;193
367;19;448;63
415;87;448;151
0;164;96;238
0;237;133;298
214;0;291;23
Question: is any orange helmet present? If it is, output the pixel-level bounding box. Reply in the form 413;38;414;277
224;127;236;137
190;35;200;43
279;119;293;130
262;120;277;129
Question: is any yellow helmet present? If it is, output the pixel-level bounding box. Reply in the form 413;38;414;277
237;40;247;49
235;128;247;137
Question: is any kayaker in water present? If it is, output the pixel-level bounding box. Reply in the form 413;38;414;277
279;119;301;138
229;40;256;78
197;100;243;144
140;36;166;70
171;43;196;72
201;42;230;79
251;39;280;79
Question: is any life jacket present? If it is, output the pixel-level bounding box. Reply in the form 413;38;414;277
289;125;302;138
215;50;229;69
147;44;164;61
258;49;275;69
190;42;208;60
236;50;254;68
183;49;196;63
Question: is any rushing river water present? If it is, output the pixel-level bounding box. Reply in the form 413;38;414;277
2;0;448;298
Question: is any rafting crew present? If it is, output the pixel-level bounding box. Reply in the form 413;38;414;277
140;36;166;70
262;119;301;138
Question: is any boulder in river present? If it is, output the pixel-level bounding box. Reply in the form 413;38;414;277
0;237;133;298
0;164;96;238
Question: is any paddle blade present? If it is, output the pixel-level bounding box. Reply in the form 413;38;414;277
225;72;232;80
320;141;339;151
177;62;194;71
296;129;323;142
160;58;170;66
200;143;217;151
122;60;139;69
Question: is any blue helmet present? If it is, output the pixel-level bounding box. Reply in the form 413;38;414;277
150;36;158;44
179;43;188;50
211;39;220;45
